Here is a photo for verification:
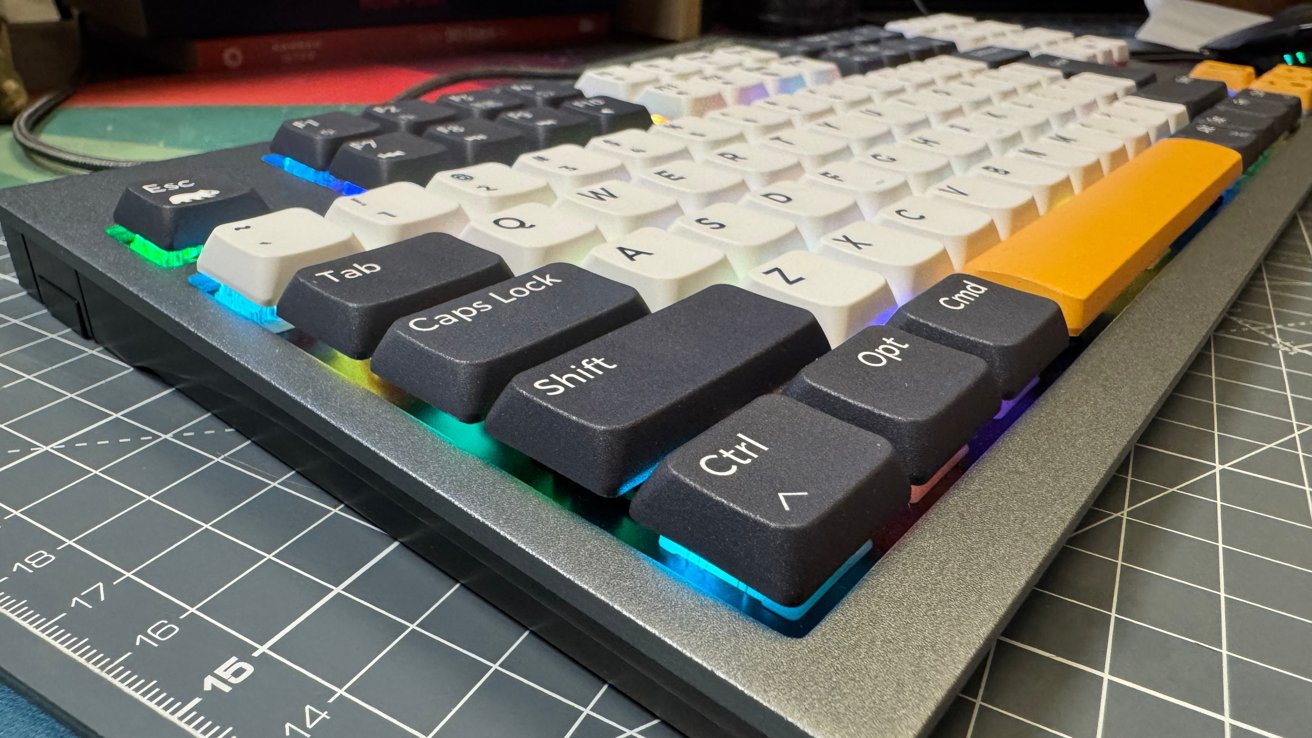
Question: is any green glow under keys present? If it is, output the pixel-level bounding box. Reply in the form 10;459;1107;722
105;224;204;268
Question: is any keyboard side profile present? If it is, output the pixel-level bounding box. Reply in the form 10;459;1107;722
4;21;1312;738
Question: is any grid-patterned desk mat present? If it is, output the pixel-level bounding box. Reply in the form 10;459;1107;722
0;202;1309;738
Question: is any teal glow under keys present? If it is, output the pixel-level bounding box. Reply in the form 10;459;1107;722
188;273;284;325
261;153;366;195
658;536;873;621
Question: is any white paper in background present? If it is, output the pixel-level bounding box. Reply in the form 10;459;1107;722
1136;0;1271;51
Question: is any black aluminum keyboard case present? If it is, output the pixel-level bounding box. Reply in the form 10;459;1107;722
3;127;1310;738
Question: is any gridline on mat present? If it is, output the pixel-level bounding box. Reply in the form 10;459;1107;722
0;199;1309;738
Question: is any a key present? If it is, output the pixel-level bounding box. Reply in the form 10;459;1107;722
1102;102;1172;142
559;96;652;135
440;88;526;119
197;208;362;306
1172;120;1264;169
888;274;1066;397
581;228;735;310
553;179;681;239
924;83;994;114
943;115;1025;155
814;221;954;304
857;143;954;194
1075;114;1152;157
629;394;907;608
927;174;1039;239
995;27;1071;52
112;174;268;251
1074;35;1129;64
1132;75;1227;121
649;116;747;160
819;47;890;76
807;113;894;153
631;57;704;82
500;79;584;107
1040;40;1098;63
953;45;1028;69
585;129;688;175
671;202;807;274
744;250;897;347
1010;140;1103;192
705;104;794;142
796;81;876;112
846;70;909;100
635;80;727;118
712;44;780;66
1114;96;1189;133
849;102;929;140
875;195;1000;268
371;264;647;421
575;65;661;102
423;118;528;166
1020;55;1156;89
1193;106;1285;152
460;202;605;275
270;111;381;170
901;128;991;174
495;106;593;148
753;93;835;125
323;182;466;250
277;233;510;359
770;56;842;86
971;154;1074;214
512;144;628;194
739;181;863;245
327;132;454;189
1216;92;1301;137
737;64;806;95
1045;127;1128;174
784;326;999;483
1249;67;1312;113
425;162;554;215
804;161;913;218
1065;72;1136;100
758;128;851;171
633;159;749;212
484;284;829;495
1007;94;1078;128
704;143;805;189
965;137;1242;334
884;92;965;126
362;100;465;134
1030;85;1101;118
690;70;772;106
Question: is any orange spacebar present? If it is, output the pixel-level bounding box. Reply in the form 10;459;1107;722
965;138;1242;336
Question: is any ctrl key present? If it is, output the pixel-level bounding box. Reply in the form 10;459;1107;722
630;395;908;611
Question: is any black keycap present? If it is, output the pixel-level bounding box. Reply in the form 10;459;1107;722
277;233;511;360
372;264;649;421
763;39;832;58
886;274;1067;398
484;285;829;496
1196;105;1286;147
495;106;594;148
954;46;1029;69
1174;120;1264;169
1131;75;1227;119
843;25;901;44
820;48;889;75
784;326;1000;484
500;79;584;107
1020;55;1158;89
112;174;268;250
1228;89;1302;133
327;132;456;188
422;119;528;166
361;100;465;134
439;89;526;120
882;37;942;61
867;43;914;67
270;111;381;170
560;96;652;135
629;394;908;607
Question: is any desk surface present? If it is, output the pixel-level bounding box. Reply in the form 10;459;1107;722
0;81;1309;738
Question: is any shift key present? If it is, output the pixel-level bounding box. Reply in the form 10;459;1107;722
484;285;830;496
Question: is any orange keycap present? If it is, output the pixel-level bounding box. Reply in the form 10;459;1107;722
1251;76;1312;111
1189;60;1256;92
965;138;1241;335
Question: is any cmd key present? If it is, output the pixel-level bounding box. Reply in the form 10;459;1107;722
371;264;648;421
887;274;1067;398
270;111;381;170
629;394;908;608
484;285;829;496
277;233;511;360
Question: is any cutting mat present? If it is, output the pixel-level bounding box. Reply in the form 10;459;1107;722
1;197;1310;738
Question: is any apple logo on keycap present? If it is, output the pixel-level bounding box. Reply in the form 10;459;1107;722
169;189;221;205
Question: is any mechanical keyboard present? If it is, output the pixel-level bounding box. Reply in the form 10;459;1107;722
3;13;1312;738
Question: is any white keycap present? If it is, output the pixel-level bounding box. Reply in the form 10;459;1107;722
1099;104;1170;142
672;202;806;273
425;163;554;215
770;56;842;86
513;145;628;195
796;82;876;112
743;250;897;347
897;61;962;85
1113;97;1188;133
713;45;779;65
324;182;466;250
996;27;1072;51
888;66;937;91
972;155;1075;213
692;70;771;106
929;25;995;52
585;129;689;175
705;105;794;142
977;104;1055;141
875;195;1000;268
738;64;806;95
460;202;604;275
998;63;1064;86
704;143;805;189
955;74;1019;104
814;221;953;304
650;116;747;161
1041;40;1099;63
1009;94;1078;128
808;113;895;153
1055;80;1118;109
631;57;703;82
1075;35;1129;64
1046;126;1128;174
1010;140;1103;192
923;55;989;76
1066;72;1137;100
857;143;954;194
1076;115;1151;157
759;128;850;171
582;228;734;310
943;115;1025;156
901;128;991;174
633;159;749;211
883;92;964;127
804;161;913;218
198;208;362;306
635;80;727;118
676;51;739;70
1032;85;1102;118
925;83;994;113
927;174;1039;239
739;180;863;245
849;103;929;140
847;71;908;100
986;67;1045;94
576;65;660;102
753;93;835;125
553;179;681;239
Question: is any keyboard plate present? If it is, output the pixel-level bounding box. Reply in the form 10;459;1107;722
2;126;1310;738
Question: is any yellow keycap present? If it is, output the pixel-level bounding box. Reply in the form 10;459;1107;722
965;138;1241;335
1250;76;1312;112
1262;64;1312;82
1189;60;1256;92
